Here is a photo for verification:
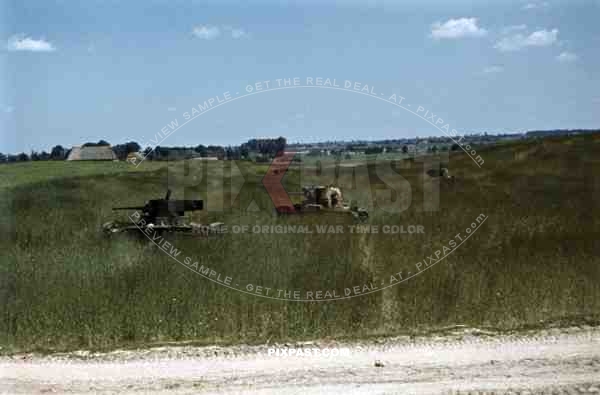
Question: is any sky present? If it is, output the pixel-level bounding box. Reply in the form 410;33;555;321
1;0;599;154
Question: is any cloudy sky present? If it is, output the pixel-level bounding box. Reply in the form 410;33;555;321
1;0;599;153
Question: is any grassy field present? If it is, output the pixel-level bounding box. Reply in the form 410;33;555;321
1;135;600;353
0;160;167;190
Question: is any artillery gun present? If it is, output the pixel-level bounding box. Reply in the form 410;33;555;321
103;189;225;236
276;185;369;222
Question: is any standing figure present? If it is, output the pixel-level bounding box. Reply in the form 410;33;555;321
325;186;343;208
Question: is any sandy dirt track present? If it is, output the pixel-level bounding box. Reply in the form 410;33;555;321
1;326;599;394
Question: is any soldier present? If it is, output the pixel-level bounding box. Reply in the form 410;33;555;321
325;185;343;208
303;186;316;203
440;167;449;178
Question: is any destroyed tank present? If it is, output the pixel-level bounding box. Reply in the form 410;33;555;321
103;189;225;237
276;185;369;222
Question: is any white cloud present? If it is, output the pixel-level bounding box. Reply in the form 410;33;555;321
522;1;549;10
192;25;220;40
6;34;55;52
494;28;558;51
430;18;487;40
193;25;248;40
483;65;504;73
556;51;578;63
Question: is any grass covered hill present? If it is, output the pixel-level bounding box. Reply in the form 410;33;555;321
1;134;599;353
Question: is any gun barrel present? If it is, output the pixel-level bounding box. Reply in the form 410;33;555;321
111;199;203;214
112;206;146;211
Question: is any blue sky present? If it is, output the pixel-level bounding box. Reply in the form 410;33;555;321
1;0;599;154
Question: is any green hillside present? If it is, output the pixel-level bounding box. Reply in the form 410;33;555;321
1;134;599;353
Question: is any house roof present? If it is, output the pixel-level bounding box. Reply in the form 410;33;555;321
67;146;117;161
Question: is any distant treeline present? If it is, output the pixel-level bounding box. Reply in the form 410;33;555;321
0;137;287;163
0;140;143;163
3;130;600;163
143;137;287;161
525;129;600;137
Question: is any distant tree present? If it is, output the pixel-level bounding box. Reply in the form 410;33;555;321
39;151;51;160
83;140;110;147
0;153;6;163
240;137;286;158
17;152;29;162
225;146;236;160
143;147;153;156
30;150;40;161
194;144;208;157
112;141;141;160
112;146;125;160
274;137;286;156
50;145;67;160
402;145;408;154
207;145;225;159
128;142;140;152
451;143;460;151
239;145;249;159
7;154;18;163
431;145;438;153
149;146;161;160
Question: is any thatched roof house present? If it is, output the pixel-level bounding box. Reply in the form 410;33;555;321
66;146;118;161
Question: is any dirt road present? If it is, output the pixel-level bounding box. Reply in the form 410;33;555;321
2;326;599;394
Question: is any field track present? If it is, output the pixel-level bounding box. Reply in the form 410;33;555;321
2;326;599;394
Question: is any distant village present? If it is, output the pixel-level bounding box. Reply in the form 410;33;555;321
1;129;598;163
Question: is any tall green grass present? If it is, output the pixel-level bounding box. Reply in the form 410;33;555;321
1;135;600;352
